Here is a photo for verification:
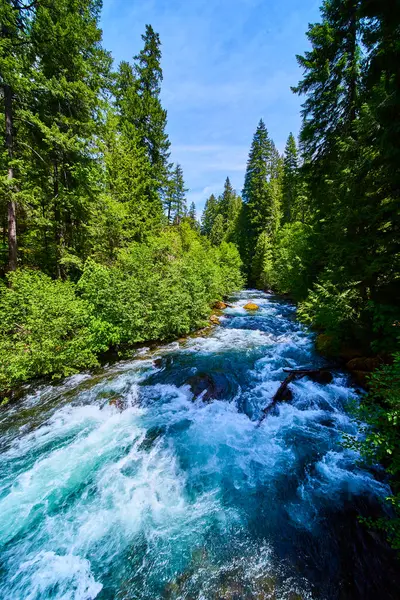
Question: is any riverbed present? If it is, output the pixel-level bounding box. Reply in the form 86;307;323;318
0;291;398;599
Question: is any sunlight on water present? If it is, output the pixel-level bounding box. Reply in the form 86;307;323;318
0;292;396;599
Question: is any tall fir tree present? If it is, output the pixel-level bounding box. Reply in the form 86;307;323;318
201;193;220;236
0;0;36;271
25;0;110;276
116;25;170;196
282;133;299;223
242;119;274;240
168;164;187;224
293;0;361;159
219;177;235;226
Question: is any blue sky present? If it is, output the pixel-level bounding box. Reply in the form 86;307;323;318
101;0;321;215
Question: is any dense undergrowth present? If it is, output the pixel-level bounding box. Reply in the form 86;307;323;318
0;225;243;397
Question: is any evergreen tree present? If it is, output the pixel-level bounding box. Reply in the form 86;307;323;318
293;0;361;159
201;193;220;236
117;25;170;194
169;164;187;224
0;0;36;271
242;119;274;240
25;0;110;276
282;133;299;223
209;213;224;247
188;201;196;221
219;177;235;225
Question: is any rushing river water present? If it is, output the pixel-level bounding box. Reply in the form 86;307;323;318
0;291;398;600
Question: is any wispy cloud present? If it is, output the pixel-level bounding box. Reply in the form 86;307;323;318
101;0;321;212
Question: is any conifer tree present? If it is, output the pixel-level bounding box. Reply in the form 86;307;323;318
242;119;274;240
0;0;36;271
201;193;220;236
209;213;224;247
282;133;299;223
169;164;187;224
25;0;110;276
117;25;171;194
219;177;235;226
188;201;196;221
293;0;361;159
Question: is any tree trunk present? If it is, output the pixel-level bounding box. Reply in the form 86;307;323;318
4;83;17;271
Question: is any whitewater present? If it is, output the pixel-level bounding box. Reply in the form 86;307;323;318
0;291;398;600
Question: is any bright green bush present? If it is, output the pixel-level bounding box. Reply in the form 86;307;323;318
297;272;363;343
78;225;244;344
0;226;243;394
0;270;115;394
348;352;400;550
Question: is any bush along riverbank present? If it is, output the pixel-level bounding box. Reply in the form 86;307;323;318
0;225;243;401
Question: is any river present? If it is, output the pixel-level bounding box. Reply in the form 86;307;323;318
0;291;398;600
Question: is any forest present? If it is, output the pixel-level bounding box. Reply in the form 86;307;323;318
1;0;399;550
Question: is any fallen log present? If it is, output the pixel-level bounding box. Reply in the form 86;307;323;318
257;366;335;426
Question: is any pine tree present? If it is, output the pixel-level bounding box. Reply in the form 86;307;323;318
188;201;196;221
209;213;224;246
242;119;274;240
0;0;36;271
201;193;220;236
25;0;110;276
169;164;187;224
219;177;235;226
282;133;299;223
117;25;171;194
293;0;361;159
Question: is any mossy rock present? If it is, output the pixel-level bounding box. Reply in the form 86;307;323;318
244;302;259;310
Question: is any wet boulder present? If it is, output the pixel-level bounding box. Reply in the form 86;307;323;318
308;370;334;385
346;356;383;389
109;396;124;410
210;314;220;325
244;302;259;311
346;356;382;372
186;372;233;403
214;300;228;310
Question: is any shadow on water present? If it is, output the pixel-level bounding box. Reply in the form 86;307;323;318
0;290;398;600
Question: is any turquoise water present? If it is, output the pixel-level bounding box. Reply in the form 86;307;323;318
0;291;398;599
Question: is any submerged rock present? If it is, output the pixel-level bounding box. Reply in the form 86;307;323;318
244;302;259;310
308;370;334;384
109;396;124;410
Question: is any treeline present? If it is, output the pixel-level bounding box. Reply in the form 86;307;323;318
200;0;400;547
0;0;243;393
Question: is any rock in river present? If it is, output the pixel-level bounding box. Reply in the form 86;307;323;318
244;302;259;310
214;300;228;310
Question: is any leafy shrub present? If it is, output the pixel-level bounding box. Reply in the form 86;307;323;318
0;270;115;394
0;225;243;394
298;272;362;344
78;225;244;344
350;353;400;550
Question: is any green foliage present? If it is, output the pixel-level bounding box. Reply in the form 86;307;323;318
79;225;243;343
0;270;114;394
349;353;400;549
0;226;243;394
298;273;362;343
282;133;299;223
272;222;314;300
241;119;282;283
251;232;274;290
